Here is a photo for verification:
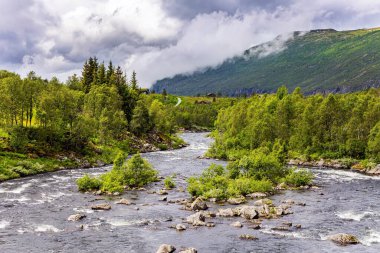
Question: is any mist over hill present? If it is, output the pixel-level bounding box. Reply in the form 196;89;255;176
152;28;380;96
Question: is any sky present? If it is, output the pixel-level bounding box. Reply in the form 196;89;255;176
1;0;380;87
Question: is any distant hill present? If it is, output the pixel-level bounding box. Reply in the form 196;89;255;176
152;28;380;96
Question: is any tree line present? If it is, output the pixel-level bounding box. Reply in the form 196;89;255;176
209;86;380;163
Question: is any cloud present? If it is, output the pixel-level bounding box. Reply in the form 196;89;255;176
1;0;380;86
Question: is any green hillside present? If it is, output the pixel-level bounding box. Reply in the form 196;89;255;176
152;28;380;96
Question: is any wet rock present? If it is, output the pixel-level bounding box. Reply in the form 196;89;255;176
254;198;272;206
239;234;257;240
249;224;261;230
231;221;243;228
206;223;215;227
328;233;360;246
190;197;208;211
113;192;120;196
159;196;168;201
95;190;102;195
282;221;292;227
276;182;287;190
216;208;235;217
282;199;295;205
186;211;206;226
209;198;217;203
179;248;197;253
91;203;111;210
156;244;176;253
295;224;302;229
227;196;246;205
239;206;259;220
68;214;86;221
271;226;290;231
366;164;380;175
255;204;271;217
176;224;187;231
246;192;267;198
178;186;185;192
157;190;168;195
116;199;132;205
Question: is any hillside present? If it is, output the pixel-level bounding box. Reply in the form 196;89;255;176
152;28;380;96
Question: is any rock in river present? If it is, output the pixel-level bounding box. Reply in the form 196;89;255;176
186;211;206;226
190;197;208;211
68;213;86;221
216;208;235;217
156;244;176;253
239;206;259;220
116;199;132;205
227;196;246;205
231;221;243;228
239;234;258;240
328;233;360;246
91;203;111;210
176;224;187;231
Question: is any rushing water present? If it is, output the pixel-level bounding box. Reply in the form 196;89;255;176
0;133;379;253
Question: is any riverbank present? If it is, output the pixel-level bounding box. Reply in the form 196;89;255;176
288;158;380;176
0;132;186;182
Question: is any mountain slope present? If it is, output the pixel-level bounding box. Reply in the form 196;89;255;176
152;28;380;96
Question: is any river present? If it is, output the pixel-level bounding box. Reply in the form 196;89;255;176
0;133;379;252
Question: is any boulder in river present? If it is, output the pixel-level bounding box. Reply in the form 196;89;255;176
239;234;258;240
156;244;176;253
116;199;132;205
68;214;86;221
216;208;235;217
227;196;246;205
176;224;187;231
231;221;243;228
239;206;259;220
190;197;208;211
328;233;360;246
186;211;206;226
91;203;111;210
254;198;272;206
246;192;267;198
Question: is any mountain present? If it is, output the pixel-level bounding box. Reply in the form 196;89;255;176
152;28;380;96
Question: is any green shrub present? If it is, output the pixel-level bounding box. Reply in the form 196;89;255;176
76;174;102;191
164;176;176;189
120;153;158;187
283;168;313;187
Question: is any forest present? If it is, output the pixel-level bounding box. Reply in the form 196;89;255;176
208;86;380;164
0;57;232;181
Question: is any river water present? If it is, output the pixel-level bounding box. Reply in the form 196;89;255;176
0;133;379;253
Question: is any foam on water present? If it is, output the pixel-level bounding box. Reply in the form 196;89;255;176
0;183;31;194
34;224;62;233
0;220;10;229
73;207;94;214
260;227;311;239
361;230;380;246
107;218;152;227
4;196;30;203
336;210;377;221
313;168;380;182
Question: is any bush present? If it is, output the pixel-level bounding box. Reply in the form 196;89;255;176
164;176;176;189
121;153;158;187
77;174;102;191
283;168;313;187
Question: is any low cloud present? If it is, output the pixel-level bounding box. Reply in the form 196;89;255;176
1;0;380;87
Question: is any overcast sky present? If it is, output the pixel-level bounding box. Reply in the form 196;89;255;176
1;0;380;87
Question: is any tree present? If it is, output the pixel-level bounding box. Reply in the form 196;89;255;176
130;99;152;136
131;70;138;90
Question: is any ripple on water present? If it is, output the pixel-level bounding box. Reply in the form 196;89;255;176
34;224;62;233
0;183;31;194
313;169;380;183
0;220;10;229
336;210;378;221
362;230;380;246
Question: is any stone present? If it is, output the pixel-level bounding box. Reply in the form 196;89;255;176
116;199;132;205
276;182;287;190
91;203;111;210
239;234;258;240
68;214;86;221
249;224;261;230
186;211;206;226
246;192;267;198
282;221;292;227
282;199;295;205
328;233;360;246
253;198;272;206
239;206;259;220
157;190;168;195
295;224;302;229
179;248;197;253
230;221;243;228
216;208;235;217
156;244;176;253
271;226;290;231
190;197;208;211
227;196;246;205
176;224;187;231
159;196;168;201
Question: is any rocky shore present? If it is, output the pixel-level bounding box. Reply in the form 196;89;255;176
288;159;380;176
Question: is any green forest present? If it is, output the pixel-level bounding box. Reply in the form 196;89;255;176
208;86;380;164
0;58;232;181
